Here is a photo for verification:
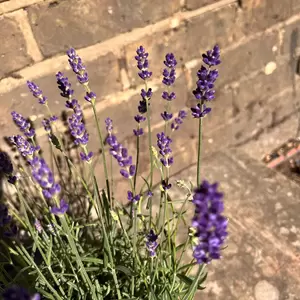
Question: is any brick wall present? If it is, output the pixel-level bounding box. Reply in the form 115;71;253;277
1;0;300;189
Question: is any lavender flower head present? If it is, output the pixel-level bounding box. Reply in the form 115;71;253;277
0;151;16;184
51;199;69;215
105;118;136;179
56;71;74;99
161;53;177;122
133;115;146;136
135;46;152;80
171;110;187;131
191;45;221;118
138;88;152;114
191;180;228;264
9;135;40;158
0;151;13;175
67;48;89;84
42;115;58;133
66;99;93;162
157;132;173;168
0;204;11;227
2;286;40;300
84;91;97;104
127;191;140;203
27;81;47;105
29;157;61;199
146;229;158;257
11;112;35;138
162;53;177;87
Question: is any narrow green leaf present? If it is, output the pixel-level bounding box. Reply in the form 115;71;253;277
46;236;53;265
115;265;134;276
177;262;197;273
81;257;103;264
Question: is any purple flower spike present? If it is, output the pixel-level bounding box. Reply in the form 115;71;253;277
84;91;97;103
161;111;173;121
162;91;176;101
27;81;48;105
202;45;221;67
4;223;18;238
9;135;40;158
51;199;69;215
80;151;93;162
2;285;40;300
146;229;158;257
56;72;74;99
105;117;113;134
157;132;173;167
191;45;221;118
0;152;13;175
29;157;61;199
127;191;140;203
191;180;228;264
162;180;172;190
138;88;152;114
105;118;135;180
66;100;90;146
0;204;11;227
134;115;146;123
133;128;144;136
11;112;35;138
191;104;212;119
135;46;152;80
42;116;58;133
67;48;89;84
162;53;177;105
171;110;187;131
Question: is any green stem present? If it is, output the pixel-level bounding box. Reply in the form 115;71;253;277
134;133;140;190
85;85;111;205
182;264;205;300
196;105;203;187
145;82;154;188
60;217;97;299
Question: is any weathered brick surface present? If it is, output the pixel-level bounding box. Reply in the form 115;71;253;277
27;0;181;57
0;52;121;137
282;16;300;55
231;60;294;114
240;0;293;34
292;0;300;13
125;26;188;87
213;31;278;87
125;4;243;86
84;73;189;148
0;15;33;79
185;0;216;10
185;4;244;60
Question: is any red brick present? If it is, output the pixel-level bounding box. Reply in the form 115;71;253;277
0;16;33;79
185;0;216;10
27;0;181;57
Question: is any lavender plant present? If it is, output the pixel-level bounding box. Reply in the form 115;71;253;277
0;44;227;300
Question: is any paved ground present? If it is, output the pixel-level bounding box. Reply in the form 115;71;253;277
167;148;300;300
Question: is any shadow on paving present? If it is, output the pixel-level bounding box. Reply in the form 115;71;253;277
168;147;300;300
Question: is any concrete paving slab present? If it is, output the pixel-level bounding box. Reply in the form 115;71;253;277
167;148;300;300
